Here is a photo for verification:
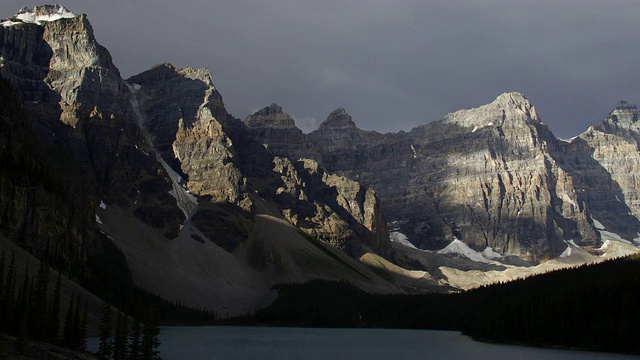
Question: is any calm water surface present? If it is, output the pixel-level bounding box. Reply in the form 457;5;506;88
89;326;638;360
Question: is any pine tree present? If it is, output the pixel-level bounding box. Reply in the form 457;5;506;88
14;263;30;353
1;251;16;332
0;251;5;301
128;318;142;360
98;300;112;359
0;251;5;331
30;260;49;340
62;294;75;347
114;311;129;360
72;294;82;348
140;305;161;360
47;272;61;343
80;303;88;351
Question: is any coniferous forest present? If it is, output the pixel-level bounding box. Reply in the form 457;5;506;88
0;247;213;359
3;245;638;356
1;64;638;355
236;254;640;354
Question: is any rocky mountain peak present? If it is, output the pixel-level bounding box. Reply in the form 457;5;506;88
258;103;284;116
443;91;540;129
319;108;357;129
494;91;527;104
244;103;296;128
179;66;214;86
2;4;77;27
608;100;639;123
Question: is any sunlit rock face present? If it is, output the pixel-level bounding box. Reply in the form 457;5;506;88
254;93;631;260
558;101;640;242
244;103;320;162
128;64;391;258
0;5;182;266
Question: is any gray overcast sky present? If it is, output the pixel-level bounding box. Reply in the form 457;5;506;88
3;1;640;138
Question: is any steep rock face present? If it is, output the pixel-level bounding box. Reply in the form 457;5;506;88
173;117;247;205
401;93;594;256
272;157;390;257
0;77;93;270
0;6;181;240
128;64;250;208
127;64;229;173
307;108;387;178
263;94;597;259
129;64;391;258
557;101;640;240
244;104;320;161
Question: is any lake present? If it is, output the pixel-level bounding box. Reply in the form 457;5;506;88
88;326;638;359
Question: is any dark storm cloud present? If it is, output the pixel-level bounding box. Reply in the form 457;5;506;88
3;0;640;137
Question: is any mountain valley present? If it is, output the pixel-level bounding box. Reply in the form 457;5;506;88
0;5;639;340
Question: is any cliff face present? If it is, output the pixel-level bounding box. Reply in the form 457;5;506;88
557;102;640;241
0;77;93;269
0;5;182;247
244;104;320;162
127;64;391;258
0;7;396;312
272;157;390;257
398;93;594;257
252;94;634;260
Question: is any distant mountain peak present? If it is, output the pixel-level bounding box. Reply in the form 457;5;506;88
319;108;357;129
257;103;284;116
494;91;529;106
2;4;77;27
244;103;296;128
607;100;639;124
443;91;540;129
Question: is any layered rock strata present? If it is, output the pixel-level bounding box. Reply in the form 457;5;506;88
0;6;182;242
249;93;608;259
128;64;391;258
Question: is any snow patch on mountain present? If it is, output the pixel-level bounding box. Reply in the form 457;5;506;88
558;136;578;143
482;247;502;260
389;231;417;249
600;230;633;245
559;246;571;259
591;217;633;244
2;5;77;27
437;238;490;263
592;218;605;231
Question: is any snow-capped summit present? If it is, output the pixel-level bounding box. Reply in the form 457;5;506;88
437;238;491;263
2;4;77;27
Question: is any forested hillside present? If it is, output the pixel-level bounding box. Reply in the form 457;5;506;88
243;254;640;353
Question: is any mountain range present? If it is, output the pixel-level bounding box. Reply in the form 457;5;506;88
1;5;639;316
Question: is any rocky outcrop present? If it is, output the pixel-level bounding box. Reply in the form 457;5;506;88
259;94;602;260
0;6;182;241
128;64;391;258
0;76;93;270
557;101;640;240
394;93;596;257
173;117;247;205
307;108;387;178
272;157;390;257
128;64;251;209
244;104;320;161
127;64;229;173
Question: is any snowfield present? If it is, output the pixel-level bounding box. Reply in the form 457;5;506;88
437;238;491;263
2;6;77;27
389;231;417;249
